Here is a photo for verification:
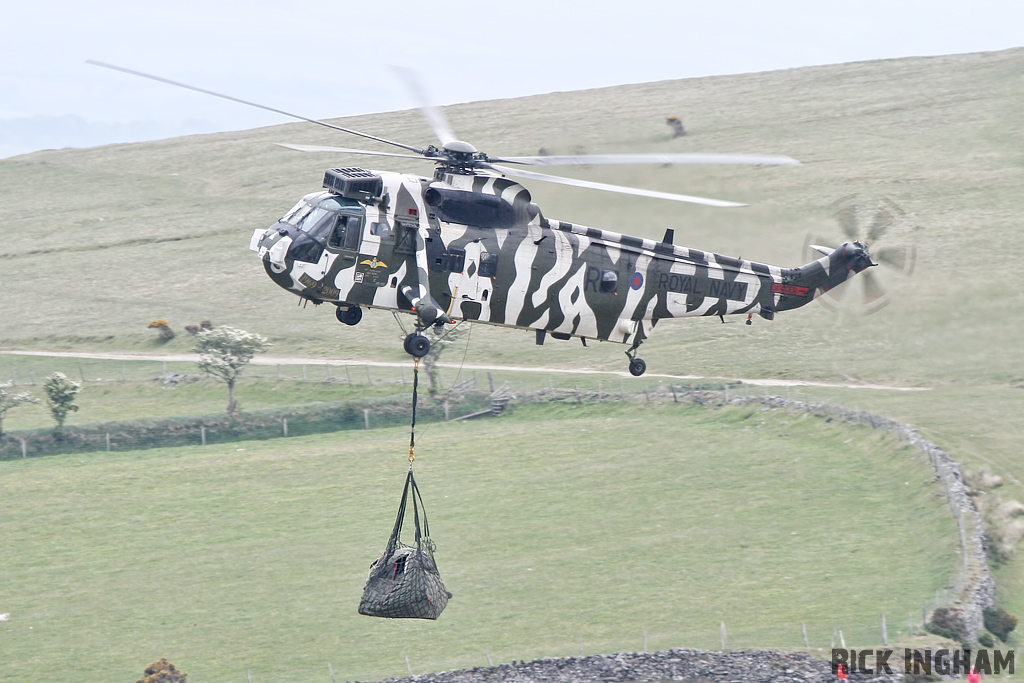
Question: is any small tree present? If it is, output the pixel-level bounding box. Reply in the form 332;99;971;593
194;326;269;414
0;381;41;436
43;372;81;433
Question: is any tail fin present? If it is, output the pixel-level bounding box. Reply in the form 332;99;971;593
774;242;874;312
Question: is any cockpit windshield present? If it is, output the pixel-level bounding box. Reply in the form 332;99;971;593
279;192;366;255
282;197;315;226
299;207;336;241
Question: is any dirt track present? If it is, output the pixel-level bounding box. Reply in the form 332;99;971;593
0;349;930;391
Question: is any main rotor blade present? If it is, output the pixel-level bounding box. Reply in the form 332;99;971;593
391;66;458;147
275;143;439;161
87;60;427;155
496;153;802;167
486;163;746;208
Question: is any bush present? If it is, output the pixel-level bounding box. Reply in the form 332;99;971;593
137;658;187;683
983;606;1018;642
147;319;175;342
926;607;968;644
978;631;995;648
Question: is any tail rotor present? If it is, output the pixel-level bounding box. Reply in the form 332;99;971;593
803;195;918;314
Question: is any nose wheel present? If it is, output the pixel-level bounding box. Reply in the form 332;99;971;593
336;305;362;326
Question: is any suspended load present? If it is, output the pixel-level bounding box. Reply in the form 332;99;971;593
358;470;451;619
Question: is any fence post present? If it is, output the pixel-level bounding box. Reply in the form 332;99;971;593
671;385;678;403
345;365;351;384
21;438;27;459
882;613;888;646
302;365;307;381
277;364;282;380
363;409;371;429
643;629;647;654
106;432;111;452
30;367;36;385
725;385;729;402
326;364;332;381
283;418;288;437
802;622;809;648
839;629;845;648
720;622;727;650
121;364;126;382
488;371;494;392
366;364;372;384
402;367;407;386
80;362;87;382
444;401;450;421
201;425;206;446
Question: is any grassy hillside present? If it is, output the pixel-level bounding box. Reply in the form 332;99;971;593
2;48;1024;678
0;401;957;683
2;49;1023;386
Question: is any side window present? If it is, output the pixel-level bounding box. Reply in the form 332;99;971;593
447;248;466;273
600;270;618;293
479;253;499;278
327;215;347;248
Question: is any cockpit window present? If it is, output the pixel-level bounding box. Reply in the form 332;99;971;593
282;199;314;226
327;212;363;250
300;208;336;241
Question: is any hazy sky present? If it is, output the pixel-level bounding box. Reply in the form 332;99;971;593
1;0;1021;157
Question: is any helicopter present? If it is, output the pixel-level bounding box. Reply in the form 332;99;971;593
90;61;880;376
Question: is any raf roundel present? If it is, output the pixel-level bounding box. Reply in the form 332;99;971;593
630;272;644;290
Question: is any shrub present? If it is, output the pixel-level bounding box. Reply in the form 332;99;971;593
147;319;175;342
978;631;995;648
983;606;1018;642
137;658;187;683
926;607;968;644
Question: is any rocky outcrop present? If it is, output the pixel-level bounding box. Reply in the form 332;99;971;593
368;649;899;683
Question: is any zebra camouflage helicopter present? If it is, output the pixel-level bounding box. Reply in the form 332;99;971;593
91;62;880;376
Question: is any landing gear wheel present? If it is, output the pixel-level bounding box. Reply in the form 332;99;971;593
336;306;362;326
404;333;431;358
628;358;647;377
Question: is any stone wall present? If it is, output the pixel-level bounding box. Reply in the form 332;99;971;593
731;392;997;642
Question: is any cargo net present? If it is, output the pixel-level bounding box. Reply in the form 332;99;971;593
358;469;451;619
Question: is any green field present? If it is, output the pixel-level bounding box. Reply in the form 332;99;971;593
2;47;1024;680
1;401;957;682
